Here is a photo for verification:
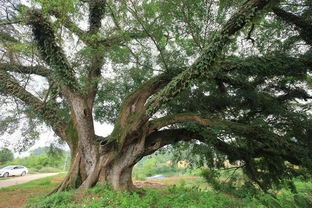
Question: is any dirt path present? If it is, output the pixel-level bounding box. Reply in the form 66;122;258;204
0;173;59;189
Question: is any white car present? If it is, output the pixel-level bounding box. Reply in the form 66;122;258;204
146;175;165;180
0;165;28;177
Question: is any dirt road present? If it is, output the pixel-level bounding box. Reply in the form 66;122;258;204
0;173;59;189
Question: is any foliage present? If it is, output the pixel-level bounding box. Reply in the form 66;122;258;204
0;148;14;164
202;168;261;198
0;173;65;191
201;167;312;208
0;173;66;208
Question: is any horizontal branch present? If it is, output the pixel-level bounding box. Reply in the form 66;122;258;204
48;7;146;48
145;127;302;167
149;113;213;130
214;137;302;166
149;113;253;135
144;128;198;155
0;63;50;77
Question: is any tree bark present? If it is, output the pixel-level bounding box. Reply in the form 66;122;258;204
53;138;145;191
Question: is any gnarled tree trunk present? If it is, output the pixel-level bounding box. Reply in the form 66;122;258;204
54;138;143;191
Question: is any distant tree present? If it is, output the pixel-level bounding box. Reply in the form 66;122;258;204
0;148;14;165
31;147;49;156
31;146;65;157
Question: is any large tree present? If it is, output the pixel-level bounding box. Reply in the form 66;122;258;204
0;0;311;192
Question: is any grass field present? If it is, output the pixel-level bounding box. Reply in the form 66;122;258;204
0;174;312;208
0;174;65;208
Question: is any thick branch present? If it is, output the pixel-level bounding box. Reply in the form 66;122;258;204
110;73;173;146
25;10;79;93
150;113;213;130
144;129;198;155
147;0;280;114
149;113;253;135
88;0;106;34
83;0;107;105
118;73;173;127
0;63;50;77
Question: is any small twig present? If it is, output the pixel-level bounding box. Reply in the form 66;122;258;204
224;166;241;183
246;24;255;45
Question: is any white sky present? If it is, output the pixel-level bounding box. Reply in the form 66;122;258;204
0;119;113;158
0;73;114;157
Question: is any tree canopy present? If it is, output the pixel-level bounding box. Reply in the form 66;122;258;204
0;0;311;191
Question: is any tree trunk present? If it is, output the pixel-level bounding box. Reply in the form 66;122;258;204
53;139;144;192
103;141;144;190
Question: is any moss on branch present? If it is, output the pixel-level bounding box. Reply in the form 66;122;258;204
25;9;79;92
146;0;280;115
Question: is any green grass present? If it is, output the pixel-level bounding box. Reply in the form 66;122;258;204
24;179;312;208
1;174;311;208
26;185;239;208
1;176;53;191
0;173;66;208
0;173;66;191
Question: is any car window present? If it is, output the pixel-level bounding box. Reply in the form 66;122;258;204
3;166;14;170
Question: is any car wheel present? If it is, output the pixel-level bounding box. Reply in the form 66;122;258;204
3;172;9;177
21;171;26;176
